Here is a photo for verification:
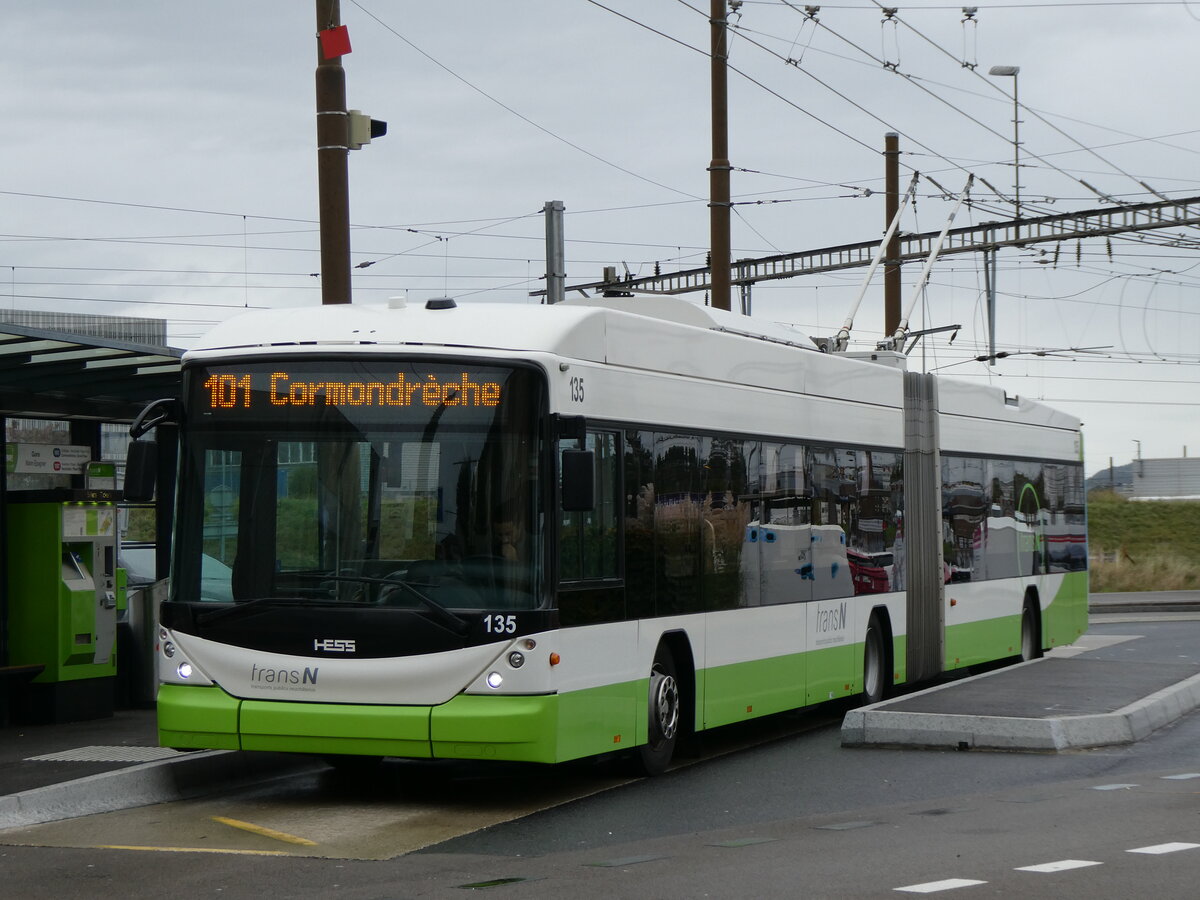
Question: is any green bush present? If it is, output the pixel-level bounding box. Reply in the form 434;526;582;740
1087;491;1200;592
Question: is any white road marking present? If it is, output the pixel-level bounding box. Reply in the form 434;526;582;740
1161;773;1200;780
1128;842;1200;855
895;878;987;893
1015;859;1102;873
1048;634;1140;657
1092;783;1138;791
25;746;182;763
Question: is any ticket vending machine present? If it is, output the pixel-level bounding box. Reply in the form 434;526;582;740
5;494;121;722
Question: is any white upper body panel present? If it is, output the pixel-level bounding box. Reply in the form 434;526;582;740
185;295;1078;456
937;377;1082;461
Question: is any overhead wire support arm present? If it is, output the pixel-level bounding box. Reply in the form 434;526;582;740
548;194;1200;299
882;174;974;352
831;172;919;352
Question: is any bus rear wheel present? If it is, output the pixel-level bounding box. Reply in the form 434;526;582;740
633;646;680;777
863;615;890;705
1020;602;1042;661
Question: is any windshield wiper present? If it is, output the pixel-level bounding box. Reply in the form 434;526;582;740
308;573;471;636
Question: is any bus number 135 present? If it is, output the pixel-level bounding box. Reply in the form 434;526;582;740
483;614;517;635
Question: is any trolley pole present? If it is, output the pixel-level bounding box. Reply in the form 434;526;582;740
316;0;352;305
883;133;901;336
708;0;732;312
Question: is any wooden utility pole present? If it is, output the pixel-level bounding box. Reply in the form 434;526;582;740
708;0;732;312
883;133;901;336
315;0;352;305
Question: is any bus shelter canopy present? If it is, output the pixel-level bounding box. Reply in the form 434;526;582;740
0;323;182;422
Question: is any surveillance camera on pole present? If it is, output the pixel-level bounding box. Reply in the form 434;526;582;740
347;110;387;150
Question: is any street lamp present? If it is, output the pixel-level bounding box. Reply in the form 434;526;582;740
988;65;1021;224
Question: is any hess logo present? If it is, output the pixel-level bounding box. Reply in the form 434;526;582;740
314;638;356;653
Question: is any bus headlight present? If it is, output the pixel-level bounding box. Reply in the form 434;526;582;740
486;672;503;689
177;662;193;680
507;651;525;668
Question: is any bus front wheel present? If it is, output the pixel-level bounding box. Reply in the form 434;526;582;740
633;646;680;777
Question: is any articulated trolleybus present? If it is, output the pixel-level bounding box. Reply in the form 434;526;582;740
128;295;1087;775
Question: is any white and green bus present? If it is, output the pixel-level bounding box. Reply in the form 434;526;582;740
128;294;1087;775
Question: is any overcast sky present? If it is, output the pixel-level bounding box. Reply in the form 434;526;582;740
4;1;1199;475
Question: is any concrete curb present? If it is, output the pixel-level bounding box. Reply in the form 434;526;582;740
0;750;320;831
842;666;1200;752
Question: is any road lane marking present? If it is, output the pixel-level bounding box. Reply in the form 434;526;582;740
1161;773;1200;780
97;845;291;856
1128;842;1200;855
211;815;318;846
1016;859;1102;873
1092;783;1138;791
895;878;987;893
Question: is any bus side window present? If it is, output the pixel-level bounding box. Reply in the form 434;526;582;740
559;431;619;582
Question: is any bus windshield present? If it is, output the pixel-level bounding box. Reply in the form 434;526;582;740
173;360;545;614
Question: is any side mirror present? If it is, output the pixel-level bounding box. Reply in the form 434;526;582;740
129;397;180;440
124;440;157;503
560;449;595;512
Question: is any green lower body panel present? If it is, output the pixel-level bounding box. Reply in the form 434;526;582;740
704;653;805;729
944;575;1091;670
805;643;857;706
553;679;640;761
433;683;646;764
892;634;908;686
158;683;241;751
431;694;559;763
945;615;1019;670
157;683;630;764
241;700;433;757
703;637;883;730
1043;572;1089;648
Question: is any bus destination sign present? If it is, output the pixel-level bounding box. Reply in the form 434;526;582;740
202;371;504;411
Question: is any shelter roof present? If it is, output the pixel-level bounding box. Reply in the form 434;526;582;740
0;322;182;421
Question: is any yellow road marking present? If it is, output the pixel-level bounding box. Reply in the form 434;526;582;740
97;845;292;856
211;815;318;846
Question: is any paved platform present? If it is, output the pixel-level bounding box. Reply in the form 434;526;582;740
843;613;1200;751
0;708;317;830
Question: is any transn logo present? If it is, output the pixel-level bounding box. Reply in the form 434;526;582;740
314;638;356;653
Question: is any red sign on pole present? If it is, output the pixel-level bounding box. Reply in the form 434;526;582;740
319;25;352;59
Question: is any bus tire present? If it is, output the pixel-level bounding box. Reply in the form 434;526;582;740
862;613;891;705
1020;599;1042;661
633;645;680;777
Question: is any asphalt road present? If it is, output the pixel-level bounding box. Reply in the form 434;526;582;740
2;618;1200;898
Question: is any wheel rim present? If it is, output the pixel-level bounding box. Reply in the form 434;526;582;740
648;667;680;743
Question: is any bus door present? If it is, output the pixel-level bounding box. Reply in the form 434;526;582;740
804;447;856;705
757;443;811;708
